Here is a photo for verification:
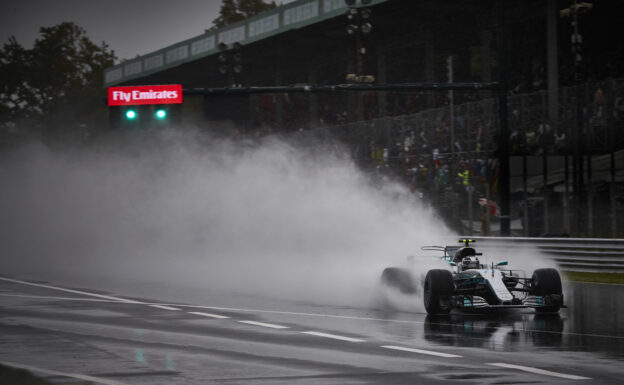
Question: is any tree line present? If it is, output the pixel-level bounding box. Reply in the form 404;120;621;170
0;1;277;143
0;22;115;140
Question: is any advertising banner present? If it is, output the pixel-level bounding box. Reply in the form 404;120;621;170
108;84;183;106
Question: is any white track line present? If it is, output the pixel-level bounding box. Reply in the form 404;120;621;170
381;345;462;358
301;331;365;342
188;311;230;319
238;320;289;329
0;361;133;385
172;304;624;340
0;293;122;303
149;304;181;311
487;363;591;380
0;277;142;304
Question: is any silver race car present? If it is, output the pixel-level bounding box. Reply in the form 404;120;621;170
380;239;565;314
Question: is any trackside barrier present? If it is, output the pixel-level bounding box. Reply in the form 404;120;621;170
456;236;624;273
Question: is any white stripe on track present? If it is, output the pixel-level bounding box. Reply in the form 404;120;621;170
0;277;142;304
238;320;289;329
0;293;122;303
149;304;181;311
188;311;230;319
487;363;591;380
301;331;365;342
174;304;624;340
0;361;133;385
381;345;462;358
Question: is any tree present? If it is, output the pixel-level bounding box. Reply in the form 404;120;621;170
0;22;116;133
212;0;277;29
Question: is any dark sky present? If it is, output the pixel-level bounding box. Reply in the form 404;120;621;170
0;0;226;61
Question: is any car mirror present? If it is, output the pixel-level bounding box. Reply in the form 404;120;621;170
497;261;508;266
449;262;456;266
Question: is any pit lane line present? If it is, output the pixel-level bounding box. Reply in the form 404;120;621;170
0;277;594;380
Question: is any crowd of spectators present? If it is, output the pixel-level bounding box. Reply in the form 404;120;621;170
339;103;498;210
249;77;624;224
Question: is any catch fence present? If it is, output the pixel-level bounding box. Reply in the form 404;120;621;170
327;78;624;237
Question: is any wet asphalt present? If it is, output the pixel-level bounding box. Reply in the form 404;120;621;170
0;276;622;384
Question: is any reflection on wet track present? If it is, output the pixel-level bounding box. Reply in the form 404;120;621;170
0;277;623;384
424;313;565;350
422;282;624;360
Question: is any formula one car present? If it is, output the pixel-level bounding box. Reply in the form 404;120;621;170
380;239;565;314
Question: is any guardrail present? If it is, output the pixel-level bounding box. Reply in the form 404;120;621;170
461;236;624;273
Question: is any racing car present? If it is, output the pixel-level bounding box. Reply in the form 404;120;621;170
380;239;564;314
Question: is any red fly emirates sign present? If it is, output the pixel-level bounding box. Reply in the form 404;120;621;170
107;84;183;106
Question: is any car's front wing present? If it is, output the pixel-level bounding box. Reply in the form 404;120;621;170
452;294;565;311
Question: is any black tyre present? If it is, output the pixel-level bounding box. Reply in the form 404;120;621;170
423;269;455;315
380;267;416;294
531;268;563;313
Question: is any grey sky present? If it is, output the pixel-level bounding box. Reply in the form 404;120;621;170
0;0;277;62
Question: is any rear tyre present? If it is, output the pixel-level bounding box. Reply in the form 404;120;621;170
380;267;416;294
423;269;454;315
531;268;563;313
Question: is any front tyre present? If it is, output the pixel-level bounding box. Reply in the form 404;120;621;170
423;269;454;315
531;268;563;313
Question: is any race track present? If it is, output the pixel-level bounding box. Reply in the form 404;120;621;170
0;275;622;384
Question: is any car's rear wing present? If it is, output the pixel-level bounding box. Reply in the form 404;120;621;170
420;246;445;252
421;245;462;262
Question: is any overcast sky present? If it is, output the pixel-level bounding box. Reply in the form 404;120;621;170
0;0;294;62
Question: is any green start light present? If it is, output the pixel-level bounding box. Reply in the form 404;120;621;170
125;110;137;120
155;109;167;119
